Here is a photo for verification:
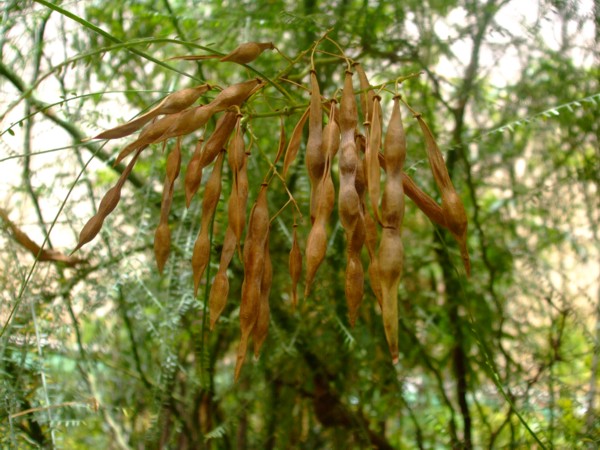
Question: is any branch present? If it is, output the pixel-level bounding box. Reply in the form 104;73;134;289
0;59;144;188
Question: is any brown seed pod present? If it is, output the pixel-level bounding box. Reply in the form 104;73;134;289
415;115;470;275
345;253;364;327
354;62;375;124
282;106;309;178
154;222;171;274
156;104;216;143
401;172;446;227
303;165;334;297
209;226;237;329
227;120;249;246
235;185;269;381
198;111;239;169
377;228;403;363
366;95;382;223
154;141;182;273
184;138;204;208
305;70;324;223
191;151;225;294
289;224;302;310
210;78;264;112
73;148;142;252
253;235;272;358
209;271;229;330
220;42;274;64
94;84;212;140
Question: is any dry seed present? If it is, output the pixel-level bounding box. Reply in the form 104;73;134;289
253;235;272;358
220;42;274;64
282;106;309;178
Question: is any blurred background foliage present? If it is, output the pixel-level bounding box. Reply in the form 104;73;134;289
0;0;599;448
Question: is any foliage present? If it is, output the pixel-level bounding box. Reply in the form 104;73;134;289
0;0;599;449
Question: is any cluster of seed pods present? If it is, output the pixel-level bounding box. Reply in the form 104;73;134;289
73;41;470;378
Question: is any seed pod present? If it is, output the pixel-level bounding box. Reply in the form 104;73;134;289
354;62;375;124
253;235;272;358
157;104;216;142
191;151;225;294
282;106;309;178
154;222;171;274
303;166;334;297
184;138;204;208
366;95;382;223
305;70;324;223
401;172;446;227
381;178;405;230
378;228;403;363
73;148;142;252
154;141;182;273
416;115;470;275
365;215;383;306
220;42;274;64
289;223;302;310
210;78;264;112
345;253;364;327
227;120;249;246
209;271;229;330
198;111;238;169
209;226;237;329
235;185;269;381
321;100;340;163
94;84;211;140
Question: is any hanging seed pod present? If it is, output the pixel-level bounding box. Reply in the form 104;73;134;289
305;70;324;223
364;213;382;306
154;140;182;273
366;95;382;223
289;223;302;310
227;119;249;246
184;112;238;207
282;106;309;178
378;228;403;363
253;235;272;358
303;160;335;297
113;112;181;166
210;78;264;112
184;138;204;208
354;62;375;124
415;115;470;275
191;151;225;294
346;253;364;327
401;172;446;227
209;226;237;330
235;185;269;381
73;147;142;252
156;104;216;142
94;84;211;140
220;42;275;64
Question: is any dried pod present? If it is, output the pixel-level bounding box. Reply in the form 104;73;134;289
154;222;171;274
210;78;264;112
364;213;382;306
235;185;269;381
153;141;182;273
253;236;272;358
416;115;470;274
73;148;142;252
94;84;211;140
227;120;249;246
191;151;225;294
209;271;229;330
220;42;274;64
198;111;239;169
184;138;204;208
305;70;324;223
366;95;382;223
289;224;302;310
345;253;364;327
303;166;334;297
282;106;309;178
157;104;216;142
209;226;237;329
401;172;446;227
378;228;403;363
354;62;375;124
